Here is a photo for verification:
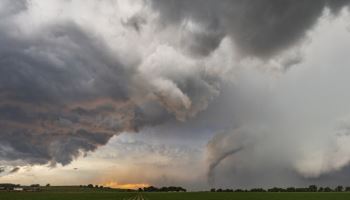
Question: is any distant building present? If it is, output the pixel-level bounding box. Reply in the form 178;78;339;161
13;187;24;191
25;186;41;192
0;184;19;191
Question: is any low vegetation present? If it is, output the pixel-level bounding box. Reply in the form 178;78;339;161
210;185;350;193
2;184;350;199
2;192;350;200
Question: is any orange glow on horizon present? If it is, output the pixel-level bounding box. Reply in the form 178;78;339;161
102;181;150;190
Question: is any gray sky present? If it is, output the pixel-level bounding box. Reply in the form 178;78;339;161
1;0;350;190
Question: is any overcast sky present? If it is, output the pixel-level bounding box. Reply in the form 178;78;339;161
1;0;350;191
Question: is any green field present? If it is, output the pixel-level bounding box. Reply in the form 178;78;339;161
2;192;350;200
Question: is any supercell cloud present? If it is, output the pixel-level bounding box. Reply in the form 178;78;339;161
1;0;350;188
0;0;223;166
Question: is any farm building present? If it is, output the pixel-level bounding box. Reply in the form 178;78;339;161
13;187;24;191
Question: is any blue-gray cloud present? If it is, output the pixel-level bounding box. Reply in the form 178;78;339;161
0;0;349;173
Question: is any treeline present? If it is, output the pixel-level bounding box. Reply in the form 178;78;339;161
80;184;134;191
81;184;106;189
210;185;350;192
0;183;41;192
139;186;186;192
0;183;20;190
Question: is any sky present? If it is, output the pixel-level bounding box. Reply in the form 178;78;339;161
1;0;350;191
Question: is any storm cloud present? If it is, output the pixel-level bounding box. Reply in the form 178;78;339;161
150;0;349;59
0;20;137;165
0;0;221;166
1;0;350;190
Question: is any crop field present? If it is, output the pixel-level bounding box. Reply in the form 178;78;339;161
2;192;350;200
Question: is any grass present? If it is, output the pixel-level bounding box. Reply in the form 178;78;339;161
40;186;128;192
0;192;135;200
143;192;350;200
2;192;350;200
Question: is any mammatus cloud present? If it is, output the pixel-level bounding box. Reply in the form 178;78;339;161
0;0;350;182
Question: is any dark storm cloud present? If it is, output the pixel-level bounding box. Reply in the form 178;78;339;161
1;0;350;173
150;0;349;59
0;18;140;164
0;23;131;104
0;19;149;165
0;1;220;166
0;129;113;166
180;19;225;57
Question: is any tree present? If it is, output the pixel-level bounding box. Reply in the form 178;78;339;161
30;184;40;187
308;185;317;192
345;187;350;192
87;184;94;188
295;188;308;192
143;186;158;192
46;184;50;187
250;188;266;192
335;186;343;192
324;187;332;192
210;188;216;192
142;186;186;192
268;187;284;192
